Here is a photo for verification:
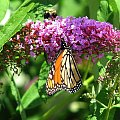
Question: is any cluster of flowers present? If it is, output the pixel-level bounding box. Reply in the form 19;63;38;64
0;16;120;72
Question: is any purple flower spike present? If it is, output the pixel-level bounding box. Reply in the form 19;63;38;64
10;16;120;63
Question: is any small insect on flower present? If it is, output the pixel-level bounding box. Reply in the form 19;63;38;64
44;9;57;20
46;40;82;95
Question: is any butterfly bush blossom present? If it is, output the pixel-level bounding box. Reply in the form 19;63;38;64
0;16;120;71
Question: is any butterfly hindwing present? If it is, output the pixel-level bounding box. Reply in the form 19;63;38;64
61;49;82;93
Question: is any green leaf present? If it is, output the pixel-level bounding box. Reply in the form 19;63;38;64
21;82;40;109
38;61;50;83
10;0;23;11
91;63;99;81
108;0;120;28
59;0;89;17
0;1;35;49
88;0;100;19
114;0;120;27
91;85;96;98
38;0;58;5
95;54;111;77
108;108;116;120
86;115;97;120
38;61;50;98
100;108;115;120
96;87;108;107
40;93;81;120
97;0;112;21
0;0;58;50
112;104;120;108
21;61;50;109
0;0;9;22
97;61;106;76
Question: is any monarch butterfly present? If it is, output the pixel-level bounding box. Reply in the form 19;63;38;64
46;40;82;95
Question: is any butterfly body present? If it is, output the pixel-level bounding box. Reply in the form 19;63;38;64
46;41;82;95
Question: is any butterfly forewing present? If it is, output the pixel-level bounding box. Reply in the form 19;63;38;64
46;51;63;95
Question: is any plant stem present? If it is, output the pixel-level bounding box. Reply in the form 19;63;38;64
104;75;119;120
96;99;107;108
104;98;112;120
83;75;94;87
83;59;91;81
7;71;27;120
12;76;27;120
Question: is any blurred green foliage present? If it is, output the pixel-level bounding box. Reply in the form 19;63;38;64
0;0;120;120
